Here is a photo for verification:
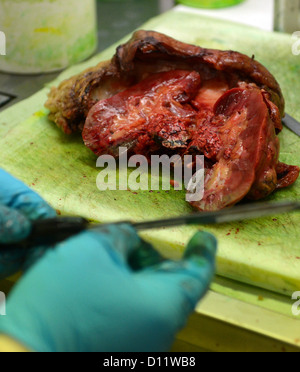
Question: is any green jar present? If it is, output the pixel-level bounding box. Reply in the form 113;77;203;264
176;0;245;8
0;0;97;74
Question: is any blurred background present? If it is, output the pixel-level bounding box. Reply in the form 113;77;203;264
0;0;299;110
96;0;300;50
97;0;300;49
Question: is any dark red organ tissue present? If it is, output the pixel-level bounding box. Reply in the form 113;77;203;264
46;31;299;211
83;70;299;211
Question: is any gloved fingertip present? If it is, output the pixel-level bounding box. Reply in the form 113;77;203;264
184;231;217;267
13;194;56;221
0;206;31;244
0;169;55;221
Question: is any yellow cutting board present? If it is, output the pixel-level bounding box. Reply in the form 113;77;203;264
1;9;300;297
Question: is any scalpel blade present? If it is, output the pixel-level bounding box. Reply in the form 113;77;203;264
131;201;300;230
282;114;300;137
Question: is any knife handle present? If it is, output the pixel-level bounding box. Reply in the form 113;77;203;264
29;217;89;246
0;217;89;251
0;217;166;271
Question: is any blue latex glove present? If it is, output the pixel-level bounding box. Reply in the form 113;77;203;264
0;224;217;352
0;169;56;279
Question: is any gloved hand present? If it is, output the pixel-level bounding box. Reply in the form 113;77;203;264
0;169;56;279
0;224;217;352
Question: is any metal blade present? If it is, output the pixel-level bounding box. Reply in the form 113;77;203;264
282;114;300;137
2;201;300;252
131;201;300;231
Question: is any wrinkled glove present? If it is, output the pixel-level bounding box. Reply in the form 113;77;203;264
0;224;217;352
0;169;56;279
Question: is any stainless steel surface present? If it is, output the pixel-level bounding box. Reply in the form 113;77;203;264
0;72;59;111
0;93;14;108
0;0;174;112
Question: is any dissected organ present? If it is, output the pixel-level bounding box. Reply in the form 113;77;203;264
45;30;299;211
83;70;201;157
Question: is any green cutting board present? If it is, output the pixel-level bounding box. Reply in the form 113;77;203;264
1;9;300;297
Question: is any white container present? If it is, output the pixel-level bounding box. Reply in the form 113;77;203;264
0;0;97;74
